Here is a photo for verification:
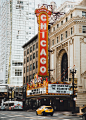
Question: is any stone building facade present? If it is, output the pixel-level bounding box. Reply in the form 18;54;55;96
22;34;38;87
49;0;86;108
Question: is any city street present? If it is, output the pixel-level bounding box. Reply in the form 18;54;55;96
0;111;83;120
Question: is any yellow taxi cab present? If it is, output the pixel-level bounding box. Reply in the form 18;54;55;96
36;105;54;116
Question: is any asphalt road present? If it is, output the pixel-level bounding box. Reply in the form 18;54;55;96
0;111;83;120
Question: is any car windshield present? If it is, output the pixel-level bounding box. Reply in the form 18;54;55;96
45;107;52;109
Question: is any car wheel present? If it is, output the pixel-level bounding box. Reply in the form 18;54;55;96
51;113;53;116
36;111;38;115
42;112;46;116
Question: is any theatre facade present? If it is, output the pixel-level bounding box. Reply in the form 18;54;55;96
22;0;86;111
49;0;86;108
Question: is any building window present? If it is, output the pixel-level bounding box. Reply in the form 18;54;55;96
57;24;59;28
33;44;35;51
36;51;38;57
26;12;28;15
17;1;20;4
30;64;32;71
82;11;86;18
26;32;28;35
21;6;24;10
33;63;35;69
24;51;26;56
17;35;19;39
71;14;72;18
24;77;25;83
53;27;55;31
52;40;54;45
32;18;34;20
18;30;19;34
30;55;32;61
61;34;63;41
24;67;25;73
66;17;68;22
26;76;28;83
24;59;26;64
30;47;32;53
27;66;29;72
33;73;35;79
20;1;23;4
29;75;32;82
33;53;35;59
61;21;63;25
36;42;38;49
15;69;22;76
36;61;38;68
71;27;73;35
82;26;86;33
27;57;29;62
65;31;67;38
27;49;29;54
71;5;73;8
57;37;58;43
68;5;70;8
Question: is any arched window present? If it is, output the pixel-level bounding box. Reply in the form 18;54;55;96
61;53;68;82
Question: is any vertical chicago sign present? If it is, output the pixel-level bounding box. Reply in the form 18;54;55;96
35;6;52;76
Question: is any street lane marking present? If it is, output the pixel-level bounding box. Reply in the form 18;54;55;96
63;119;71;120
1;117;7;118
25;117;33;118
14;115;22;116
8;116;15;117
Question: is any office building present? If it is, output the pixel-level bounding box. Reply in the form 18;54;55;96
0;0;47;86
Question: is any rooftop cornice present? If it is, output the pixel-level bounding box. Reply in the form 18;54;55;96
49;16;86;38
52;5;86;26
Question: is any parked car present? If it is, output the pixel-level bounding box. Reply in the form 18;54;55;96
36;105;54;116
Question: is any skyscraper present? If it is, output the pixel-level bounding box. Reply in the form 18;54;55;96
0;0;11;84
0;0;47;86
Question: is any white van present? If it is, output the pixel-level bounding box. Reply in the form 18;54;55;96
14;101;23;110
3;101;23;110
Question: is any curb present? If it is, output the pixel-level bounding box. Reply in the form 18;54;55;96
63;113;80;116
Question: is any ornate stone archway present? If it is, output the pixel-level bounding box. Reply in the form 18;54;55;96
57;49;68;81
61;53;68;82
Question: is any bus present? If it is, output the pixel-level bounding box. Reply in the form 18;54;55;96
2;101;23;110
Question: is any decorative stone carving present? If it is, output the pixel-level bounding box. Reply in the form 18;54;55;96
68;29;70;36
79;25;82;33
81;71;86;76
70;39;73;45
73;26;74;33
80;37;86;44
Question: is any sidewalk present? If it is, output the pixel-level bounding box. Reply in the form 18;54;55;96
62;111;83;116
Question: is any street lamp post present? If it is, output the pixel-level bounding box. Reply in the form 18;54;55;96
70;68;77;114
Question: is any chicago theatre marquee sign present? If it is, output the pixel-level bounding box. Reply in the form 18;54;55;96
35;6;52;76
